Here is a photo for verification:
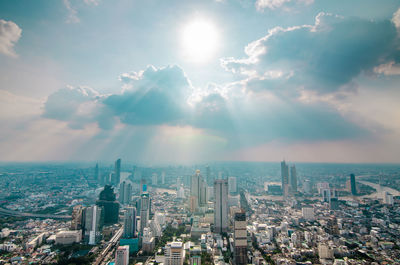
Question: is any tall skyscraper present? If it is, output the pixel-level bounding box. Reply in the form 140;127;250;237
140;192;150;236
234;211;247;265
71;205;83;230
214;179;228;233
228;176;237;194
115;158;121;185
123;207;137;239
119;181;132;205
165;241;185;265
289;165;297;193
350;174;357;195
115;245;129;265
96;185;119;225
83;205;102;245
281;160;289;197
190;170;207;211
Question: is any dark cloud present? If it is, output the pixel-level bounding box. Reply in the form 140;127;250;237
221;12;400;94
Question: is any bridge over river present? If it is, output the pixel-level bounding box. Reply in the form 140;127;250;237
0;207;71;219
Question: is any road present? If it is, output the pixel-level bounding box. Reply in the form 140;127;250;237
0;207;71;219
93;227;123;265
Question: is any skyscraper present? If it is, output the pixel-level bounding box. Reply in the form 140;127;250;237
190;170;207;211
350;174;357;195
96;185;119;225
289;165;297;193
83;205;102;245
119;181;132;205
115;245;129;265
140;192;150;236
123;207;137;239
214;179;228;233
115;158;121;185
228;176;237;194
234;211;247;265
71;205;83;230
281;160;289;197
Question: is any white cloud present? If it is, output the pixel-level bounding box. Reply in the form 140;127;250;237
0;19;22;57
63;0;80;24
374;61;400;76
392;7;400;29
255;0;314;11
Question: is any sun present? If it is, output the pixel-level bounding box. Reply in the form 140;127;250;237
181;18;219;63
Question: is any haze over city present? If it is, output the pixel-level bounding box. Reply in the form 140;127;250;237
2;2;400;265
1;0;400;163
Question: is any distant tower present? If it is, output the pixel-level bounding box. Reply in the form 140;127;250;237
152;173;158;186
206;165;211;185
95;163;100;184
115;245;129;265
281;160;289;197
123;207;137;238
234;211;247;265
350;174;357;195
289;165;297;193
228;176;237;194
214;179;228;233
115;158;121;185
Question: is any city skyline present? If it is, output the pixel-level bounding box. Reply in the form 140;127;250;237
1;0;400;163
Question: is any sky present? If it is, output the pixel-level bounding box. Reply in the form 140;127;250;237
1;0;400;164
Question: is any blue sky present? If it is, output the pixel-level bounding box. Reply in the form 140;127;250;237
1;0;400;163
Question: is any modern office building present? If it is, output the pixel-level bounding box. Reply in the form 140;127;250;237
214;179;228;233
123;207;137;239
190;170;207;211
83;205;102;245
115;245;129;265
71;205;83;230
234;211;247;265
119;181;132;205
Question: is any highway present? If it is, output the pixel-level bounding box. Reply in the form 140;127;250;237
93;227;123;265
0;207;71;219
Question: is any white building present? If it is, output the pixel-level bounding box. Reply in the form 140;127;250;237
165;241;185;265
115;245;129;265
